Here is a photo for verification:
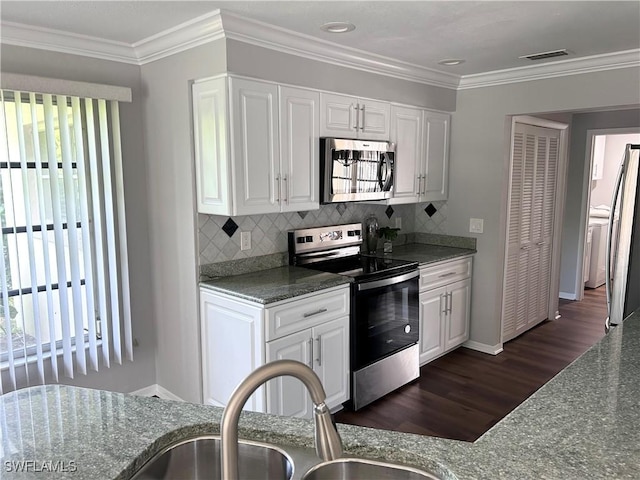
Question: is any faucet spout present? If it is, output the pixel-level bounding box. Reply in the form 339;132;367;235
220;359;343;480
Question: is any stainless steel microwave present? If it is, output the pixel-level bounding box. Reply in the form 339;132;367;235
320;137;395;203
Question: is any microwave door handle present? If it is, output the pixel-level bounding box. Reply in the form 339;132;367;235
605;155;625;332
378;153;393;191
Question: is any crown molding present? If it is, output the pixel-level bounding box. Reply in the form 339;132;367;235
216;11;460;90
133;11;225;64
2;12;639;91
458;49;640;90
0;21;138;64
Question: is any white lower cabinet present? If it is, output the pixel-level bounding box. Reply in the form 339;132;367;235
419;257;472;365
200;284;350;418
266;316;349;418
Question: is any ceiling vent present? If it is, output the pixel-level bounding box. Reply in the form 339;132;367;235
520;49;569;61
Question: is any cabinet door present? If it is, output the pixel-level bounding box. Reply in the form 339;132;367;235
389;105;421;204
359;99;391;141
444;279;471;351
421;111;450;201
320;92;357;137
200;290;265;411
192;77;231;215
266;330;313;419
230;77;280;215
312;316;349;410
419;286;446;365
279;86;320;212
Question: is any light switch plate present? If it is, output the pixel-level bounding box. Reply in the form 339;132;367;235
395;217;402;229
240;231;251;250
469;218;484;234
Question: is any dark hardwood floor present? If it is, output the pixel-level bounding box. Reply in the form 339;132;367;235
335;286;608;442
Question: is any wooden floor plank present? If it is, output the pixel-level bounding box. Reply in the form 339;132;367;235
335;287;607;442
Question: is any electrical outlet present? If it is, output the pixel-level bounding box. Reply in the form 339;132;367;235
240;231;251;251
469;218;484;234
395;217;402;229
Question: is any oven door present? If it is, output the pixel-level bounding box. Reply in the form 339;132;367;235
352;269;419;370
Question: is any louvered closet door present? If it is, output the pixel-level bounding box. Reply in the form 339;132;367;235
503;123;560;341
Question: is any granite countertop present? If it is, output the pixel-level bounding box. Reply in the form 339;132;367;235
200;265;351;304
199;243;475;304
384;243;476;266
2;310;638;479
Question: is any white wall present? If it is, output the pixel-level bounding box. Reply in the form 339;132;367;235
0;44;156;393
449;67;640;349
140;40;227;403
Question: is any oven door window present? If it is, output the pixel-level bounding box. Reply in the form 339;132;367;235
353;276;419;370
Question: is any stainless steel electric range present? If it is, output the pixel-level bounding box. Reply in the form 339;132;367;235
288;223;419;410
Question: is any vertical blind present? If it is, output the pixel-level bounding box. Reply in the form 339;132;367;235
0;89;132;394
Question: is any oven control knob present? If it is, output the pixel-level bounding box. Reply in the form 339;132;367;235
404;325;411;334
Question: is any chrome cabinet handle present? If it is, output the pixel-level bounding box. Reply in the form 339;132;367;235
360;105;365;130
275;174;280;203
441;293;447;315
303;308;328;318
308;338;313;368
421;174;426;195
448;292;453;315
438;271;457;279
315;336;322;366
352;104;358;130
282;174;288;204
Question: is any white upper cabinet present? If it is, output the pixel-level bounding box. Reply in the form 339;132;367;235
320;92;390;141
421;111;450;201
192;77;230;214
388;107;450;204
278;86;320;212
388;105;422;203
230;77;280;215
192;76;319;216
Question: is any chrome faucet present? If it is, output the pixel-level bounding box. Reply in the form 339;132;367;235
220;359;343;480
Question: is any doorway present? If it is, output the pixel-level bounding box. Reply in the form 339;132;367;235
577;129;640;304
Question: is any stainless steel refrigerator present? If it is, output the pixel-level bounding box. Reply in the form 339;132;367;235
606;143;640;331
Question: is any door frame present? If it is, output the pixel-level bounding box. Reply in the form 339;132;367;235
500;115;569;342
574;127;640;301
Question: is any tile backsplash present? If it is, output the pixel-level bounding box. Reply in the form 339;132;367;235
198;201;448;265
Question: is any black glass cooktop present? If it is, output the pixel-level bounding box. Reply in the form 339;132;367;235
304;254;418;281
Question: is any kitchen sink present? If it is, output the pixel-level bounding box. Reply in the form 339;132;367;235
300;457;443;480
131;435;293;480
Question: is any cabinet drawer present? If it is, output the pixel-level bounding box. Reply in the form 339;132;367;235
266;287;350;341
420;257;472;292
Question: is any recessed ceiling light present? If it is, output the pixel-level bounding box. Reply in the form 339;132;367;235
320;22;356;33
438;59;466;66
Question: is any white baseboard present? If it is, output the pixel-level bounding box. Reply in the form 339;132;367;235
130;384;185;402
463;340;504;355
559;291;577;300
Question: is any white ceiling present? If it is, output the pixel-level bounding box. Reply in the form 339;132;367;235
1;1;639;77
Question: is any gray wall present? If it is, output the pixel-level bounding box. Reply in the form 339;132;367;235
559;110;640;298
0;44;156;393
140;40;227;403
449;67;640;349
225;39;456;112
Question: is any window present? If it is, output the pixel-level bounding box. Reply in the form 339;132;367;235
0;86;132;394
